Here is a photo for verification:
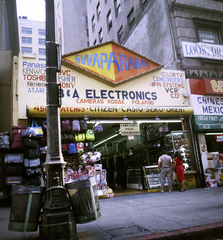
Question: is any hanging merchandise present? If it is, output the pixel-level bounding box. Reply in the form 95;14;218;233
75;133;85;142
68;143;77;154
85;142;94;152
23;138;39;149
24;158;41;168
93;124;103;133
86;129;95;141
72;120;80;132
76;142;84;153
61;144;69;155
80;120;87;133
25;148;41;159
62;120;71;132
25;168;42;177
4;154;24;164
61;133;69;144
11;126;27;150
0;131;10;150
27;120;44;138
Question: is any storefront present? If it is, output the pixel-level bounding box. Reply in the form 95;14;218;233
188;78;223;187
12;42;197;195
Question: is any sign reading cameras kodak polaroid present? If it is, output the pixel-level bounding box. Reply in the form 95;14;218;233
18;42;192;118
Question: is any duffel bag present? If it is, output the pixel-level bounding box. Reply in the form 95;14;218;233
4;154;24;164
5;165;24;175
23;138;39;149
24;158;41;168
25;168;42;177
23;176;41;186
25;148;40;159
11;126;26;150
5;176;23;185
0;131;10;150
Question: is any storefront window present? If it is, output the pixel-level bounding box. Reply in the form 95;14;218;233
205;134;223;153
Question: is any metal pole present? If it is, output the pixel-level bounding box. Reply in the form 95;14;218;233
39;0;77;239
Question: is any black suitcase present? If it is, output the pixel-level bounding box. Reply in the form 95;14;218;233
5;165;24;175
23;138;39;149
25;149;40;159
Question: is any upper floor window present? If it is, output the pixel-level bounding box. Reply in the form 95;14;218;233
99;28;103;43
107;10;112;32
117;26;124;43
22;37;32;44
22;47;32;54
93;39;97;45
114;0;121;18
96;2;101;20
141;0;149;9
22;27;32;34
194;18;222;45
39;48;46;55
92;15;95;32
39;38;45;45
38;29;46;36
127;7;135;30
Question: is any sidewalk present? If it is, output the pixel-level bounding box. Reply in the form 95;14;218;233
1;187;223;240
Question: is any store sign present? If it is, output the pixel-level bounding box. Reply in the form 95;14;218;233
195;124;223;131
215;135;223;142
120;124;140;136
62;42;162;84
200;78;223;96
182;41;223;60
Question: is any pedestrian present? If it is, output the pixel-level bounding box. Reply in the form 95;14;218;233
174;151;185;192
158;149;174;193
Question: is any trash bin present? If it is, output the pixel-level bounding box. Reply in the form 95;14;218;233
65;176;101;224
8;185;44;232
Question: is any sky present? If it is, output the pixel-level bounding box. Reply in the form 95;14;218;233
16;0;45;21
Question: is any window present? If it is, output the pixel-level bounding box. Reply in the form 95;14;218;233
194;18;222;45
117;26;124;43
39;48;46;55
22;37;32;44
141;0;149;9
92;15;95;32
38;38;45;45
96;2;101;20
127;7;135;30
22;47;32;54
22;27;32;34
86;28;89;37
107;10;112;32
38;29;46;36
105;0;107;3
93;39;97;45
39;58;46;61
114;0;121;17
99;28;103;43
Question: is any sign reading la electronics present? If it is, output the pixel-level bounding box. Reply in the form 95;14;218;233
20;42;191;118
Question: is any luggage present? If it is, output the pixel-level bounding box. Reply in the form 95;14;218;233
93;124;103;133
68;134;75;143
4;154;24;164
61;144;69;155
23;176;41;186
76;142;84;153
62;120;71;132
86;129;95;141
0;167;3;178
5;176;23;185
0;178;4;188
11;126;26;150
0;131;10;150
75;133;85;142
23;138;39;149
84;142;94;152
72;120;80;132
80;120;87;133
68;143;77;154
5;165;23;175
25;148;40;159
61;134;69;144
24;158;41;168
25;168;42;177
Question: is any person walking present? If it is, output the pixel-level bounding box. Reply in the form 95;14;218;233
174;151;185;192
158;149;174;192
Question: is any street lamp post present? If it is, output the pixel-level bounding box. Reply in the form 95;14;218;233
39;0;77;239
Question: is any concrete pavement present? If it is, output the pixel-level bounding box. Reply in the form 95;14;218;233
1;187;223;239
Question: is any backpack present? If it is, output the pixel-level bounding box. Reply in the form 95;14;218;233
80;120;87;133
72;120;80;132
86;129;95;141
84;142;94;152
62;120;71;132
76;142;84;153
68;143;77;154
75;133;85;142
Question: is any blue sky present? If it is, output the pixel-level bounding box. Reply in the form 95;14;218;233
16;0;45;21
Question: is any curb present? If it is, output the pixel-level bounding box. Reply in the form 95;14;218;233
127;222;223;240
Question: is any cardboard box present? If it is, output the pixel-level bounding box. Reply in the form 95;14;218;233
206;179;218;188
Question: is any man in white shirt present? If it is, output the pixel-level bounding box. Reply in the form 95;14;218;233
158;149;174;192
